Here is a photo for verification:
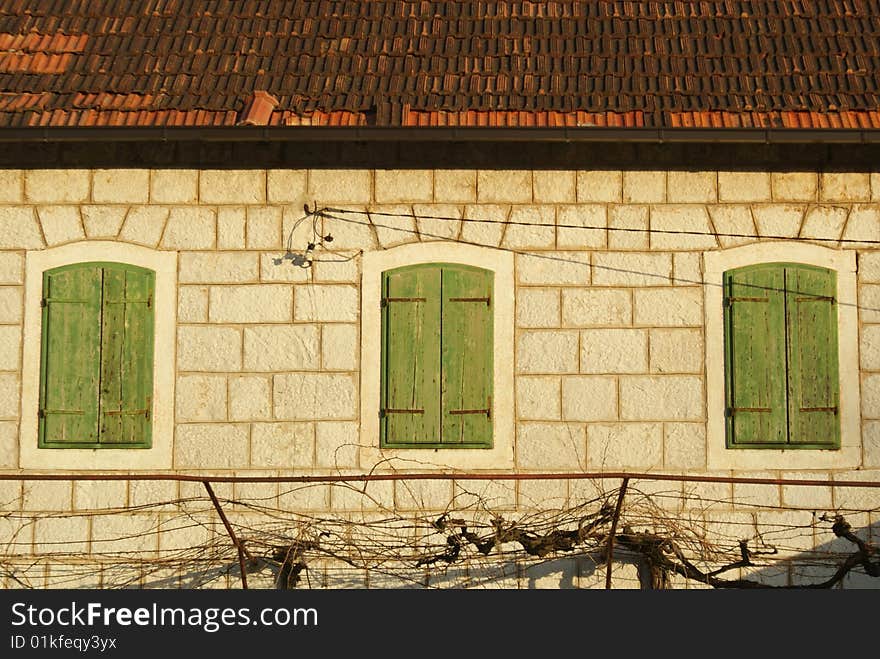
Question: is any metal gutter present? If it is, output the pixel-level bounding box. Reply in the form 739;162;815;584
1;126;880;144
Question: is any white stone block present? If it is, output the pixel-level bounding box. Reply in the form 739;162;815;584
674;252;703;285
0;325;21;370
663;422;706;469
556;204;606;249
781;471;833;509
21;480;71;511
561;375;618;421
368;204;418;248
577;170;621;202
294;284;358;322
858;253;880;283
322;323;359;370
650;205;718;250
459;204;507;247
273;373;357;419
92;169;149;203
667;171;716;203
177;325;242;371
516;330;579;374
174;423;249;469
864;421;880;468
592;252;672;287
217;206;246;249
718;171;771;202
259;252;312;282
731;471;781;507
516;375;561;420
0;170;22;202
414;203;461;240
267;169;308;203
160;207;216;249
0;372;19;418
477;170;532;203
128;480;178;509
562;288;631;327
858;285;880;324
633;288;702;326
37;206;84;245
772;172;818;201
25;170;90;203
434;170;476;202
251;421;314;468
177;286;208;323
312;253;359;282
179;252;259;283
209;284;292;323
619;375;703;421
243;324;320;371
707;205;757;247
0;420;18;468
516;422;586;469
246;206;282;249
117;206;169;247
649;328;703;373
517;478;568;509
580;328;648;374
91;514;159;555
394;479;453;511
309;169;372;204
33;516;89;554
73;480;127;511
533;170;576;203
841;205;880;248
800;205;848;242
609;204;648;249
81;205;126;238
516;251;590;286
320;207;378;249
229;375;271;421
0;252;23;284
820;173;871;202
150;169;199;203
200;170;266;204
752;204;804;238
175;374;227;421
0;286;22;323
0;207;43;249
277;483;330;512
586;422;663;469
517;287;560;328
315;421;359;468
375;170;433;203
501;205;555;249
622;171;666;203
860;325;880;370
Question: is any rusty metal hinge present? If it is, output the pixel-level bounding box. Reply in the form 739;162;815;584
381;297;426;308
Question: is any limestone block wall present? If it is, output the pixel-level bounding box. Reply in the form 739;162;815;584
0;166;878;588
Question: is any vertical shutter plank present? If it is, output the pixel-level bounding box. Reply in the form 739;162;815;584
99;265;154;446
785;265;839;447
724;266;787;446
381;266;441;445
441;266;493;446
39;265;101;445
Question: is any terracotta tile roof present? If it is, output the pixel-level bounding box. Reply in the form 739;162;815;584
1;0;879;129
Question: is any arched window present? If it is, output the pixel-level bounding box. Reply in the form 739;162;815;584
380;263;493;448
38;262;155;448
723;263;838;449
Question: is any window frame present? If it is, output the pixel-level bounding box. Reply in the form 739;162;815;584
361;242;514;470
20;241;177;470
704;242;860;471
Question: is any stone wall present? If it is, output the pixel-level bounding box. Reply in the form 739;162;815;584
0;167;878;588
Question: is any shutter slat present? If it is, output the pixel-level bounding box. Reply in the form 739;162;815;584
724;265;787;446
99;265;154;447
785;265;839;447
39;265;102;446
381;266;441;445
441;266;493;446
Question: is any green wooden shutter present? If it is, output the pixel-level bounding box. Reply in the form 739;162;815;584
38;264;102;447
380;265;442;446
441;265;493;447
784;265;839;447
98;265;154;447
724;265;788;447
